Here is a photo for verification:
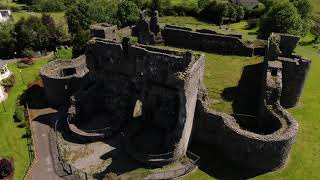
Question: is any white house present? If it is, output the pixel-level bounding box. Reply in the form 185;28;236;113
0;10;12;23
0;61;11;103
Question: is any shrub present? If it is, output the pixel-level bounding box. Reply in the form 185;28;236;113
55;47;72;59
172;3;199;16
14;105;25;123
17;58;34;69
22;49;34;58
19;58;34;65
0;75;15;88
31;0;66;12
0;159;13;179
116;0;140;27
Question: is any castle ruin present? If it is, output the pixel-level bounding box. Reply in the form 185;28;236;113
40;18;311;178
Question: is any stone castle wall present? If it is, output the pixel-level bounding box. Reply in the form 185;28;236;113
162;26;266;56
280;57;311;108
193;55;298;171
67;38;205;166
90;23;118;41
40;55;89;106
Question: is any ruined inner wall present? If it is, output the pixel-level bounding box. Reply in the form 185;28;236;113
66;38;204;166
40;55;89;106
90;23;118;41
162;26;260;56
280;57;311;108
192;33;304;171
193;57;298;171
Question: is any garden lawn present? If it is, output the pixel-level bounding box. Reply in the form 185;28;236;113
0;57;50;180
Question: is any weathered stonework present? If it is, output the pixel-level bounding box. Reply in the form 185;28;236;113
192;33;310;171
162;25;267;56
267;33;312;108
40;56;89;106
40;28;310;176
64;38;204;166
90;23;118;41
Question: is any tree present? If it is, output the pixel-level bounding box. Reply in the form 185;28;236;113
258;1;305;39
116;0;140;27
290;0;313;19
235;5;245;22
41;14;57;49
65;0;91;35
71;29;90;57
311;15;320;42
14;16;50;54
0;22;16;58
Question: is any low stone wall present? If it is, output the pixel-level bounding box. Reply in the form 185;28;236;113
162;26;266;57
194;98;298;171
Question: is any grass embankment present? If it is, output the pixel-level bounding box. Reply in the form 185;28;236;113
0;56;50;180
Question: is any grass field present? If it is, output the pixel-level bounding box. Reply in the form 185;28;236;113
12;11;66;22
0;57;50;180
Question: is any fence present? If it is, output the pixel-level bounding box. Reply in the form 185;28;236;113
22;103;36;180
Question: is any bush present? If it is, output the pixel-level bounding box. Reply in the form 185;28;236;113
31;0;66;12
116;0;140;27
22;49;34;58
172;3;199;16
0;75;15;88
0;159;13;179
17;58;34;69
55;47;72;59
14;105;25;123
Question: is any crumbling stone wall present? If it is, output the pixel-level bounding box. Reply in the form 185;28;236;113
65;38;204;166
192;33;307;171
265;33;312;108
90;23;118;41
40;55;89;106
162;25;266;56
196;29;243;39
193;53;298;171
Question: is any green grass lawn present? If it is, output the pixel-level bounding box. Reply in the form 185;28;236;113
12;11;66;22
0;57;50;180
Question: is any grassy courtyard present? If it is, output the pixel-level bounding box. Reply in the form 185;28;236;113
0;57;50;180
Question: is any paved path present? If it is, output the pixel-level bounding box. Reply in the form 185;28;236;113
26;108;64;180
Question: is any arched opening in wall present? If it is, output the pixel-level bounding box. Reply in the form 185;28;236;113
133;99;142;118
233;113;282;135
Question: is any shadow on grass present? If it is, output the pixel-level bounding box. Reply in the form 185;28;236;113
189;141;268;180
221;63;264;116
20;84;50;109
